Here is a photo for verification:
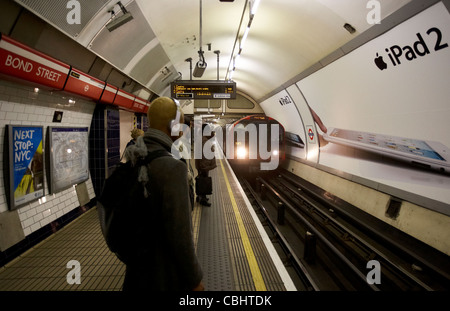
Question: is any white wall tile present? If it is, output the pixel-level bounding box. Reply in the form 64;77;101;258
1;102;15;112
0;80;96;238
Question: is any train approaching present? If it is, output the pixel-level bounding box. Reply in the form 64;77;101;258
222;115;286;171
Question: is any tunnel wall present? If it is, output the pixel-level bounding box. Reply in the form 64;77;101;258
260;2;450;255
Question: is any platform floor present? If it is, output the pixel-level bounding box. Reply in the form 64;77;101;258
0;207;124;291
0;157;294;291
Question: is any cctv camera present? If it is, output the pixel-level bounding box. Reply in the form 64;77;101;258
193;61;207;78
106;12;133;31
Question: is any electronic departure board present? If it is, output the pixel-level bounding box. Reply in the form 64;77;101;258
171;80;236;99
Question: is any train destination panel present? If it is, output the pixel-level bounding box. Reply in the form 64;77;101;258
171;80;236;99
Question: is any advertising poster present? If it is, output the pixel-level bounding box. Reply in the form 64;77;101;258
296;2;450;214
5;125;44;210
260;90;308;161
47;127;89;194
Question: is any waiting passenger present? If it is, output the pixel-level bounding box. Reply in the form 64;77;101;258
195;124;217;207
122;128;144;162
127;128;145;148
122;97;204;291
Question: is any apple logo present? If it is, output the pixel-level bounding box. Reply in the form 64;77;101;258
374;53;388;70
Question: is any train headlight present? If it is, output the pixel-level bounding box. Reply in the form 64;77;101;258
272;150;279;156
237;147;247;159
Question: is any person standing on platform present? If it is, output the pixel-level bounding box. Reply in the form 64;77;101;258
127;128;144;148
123;97;203;291
195;123;217;207
122;128;144;162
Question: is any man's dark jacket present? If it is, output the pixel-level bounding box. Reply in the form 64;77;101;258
122;128;203;291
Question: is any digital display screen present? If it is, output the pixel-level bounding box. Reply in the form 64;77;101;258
171;80;236;99
328;128;445;161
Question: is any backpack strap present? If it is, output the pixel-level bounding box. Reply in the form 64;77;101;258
135;149;172;198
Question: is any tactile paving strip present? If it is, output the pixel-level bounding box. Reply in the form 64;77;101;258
219;160;286;291
196;158;286;291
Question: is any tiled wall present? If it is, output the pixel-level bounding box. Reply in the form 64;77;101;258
106;109;120;176
89;105;106;196
137;114;148;132
0;80;96;237
89;105;120;196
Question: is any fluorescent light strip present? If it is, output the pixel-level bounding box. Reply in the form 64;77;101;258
227;0;261;80
240;26;250;49
251;0;261;15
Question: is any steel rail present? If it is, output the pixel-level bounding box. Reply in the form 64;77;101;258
240;177;320;291
271;176;434;290
259;177;381;291
278;171;450;286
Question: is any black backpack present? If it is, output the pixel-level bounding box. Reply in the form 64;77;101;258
97;149;170;264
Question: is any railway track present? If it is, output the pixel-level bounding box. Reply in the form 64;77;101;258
234;168;450;291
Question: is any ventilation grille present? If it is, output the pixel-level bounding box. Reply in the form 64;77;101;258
14;0;110;37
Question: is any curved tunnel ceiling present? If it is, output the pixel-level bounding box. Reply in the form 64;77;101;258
15;0;412;101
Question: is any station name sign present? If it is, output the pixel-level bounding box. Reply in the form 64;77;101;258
171;80;236;99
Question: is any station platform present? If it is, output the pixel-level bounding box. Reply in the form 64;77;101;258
0;156;295;291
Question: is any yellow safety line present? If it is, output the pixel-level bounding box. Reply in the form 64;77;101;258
219;159;267;291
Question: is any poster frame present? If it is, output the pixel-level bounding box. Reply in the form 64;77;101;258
46;126;89;194
4;124;45;210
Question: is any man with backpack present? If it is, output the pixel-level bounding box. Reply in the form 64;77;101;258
119;97;204;291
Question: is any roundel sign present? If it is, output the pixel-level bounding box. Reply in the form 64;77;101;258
306;126;316;144
308;128;314;141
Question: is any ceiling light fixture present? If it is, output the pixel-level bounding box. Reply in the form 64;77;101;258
226;0;261;80
240;27;250;49
250;0;261;15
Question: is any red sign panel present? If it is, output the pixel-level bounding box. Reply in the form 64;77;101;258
0;34;70;89
131;97;149;113
99;83;118;104
143;101;150;114
64;68;105;101
113;89;135;109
